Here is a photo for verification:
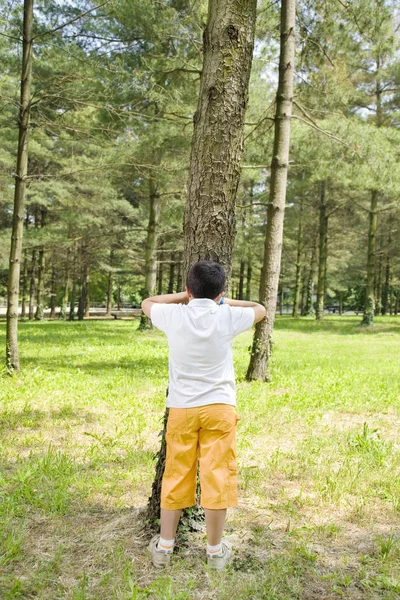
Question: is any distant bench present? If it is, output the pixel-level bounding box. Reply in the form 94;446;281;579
111;309;142;319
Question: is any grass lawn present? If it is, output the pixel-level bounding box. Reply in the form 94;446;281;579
0;316;399;599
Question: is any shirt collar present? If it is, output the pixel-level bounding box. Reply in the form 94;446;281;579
189;298;218;306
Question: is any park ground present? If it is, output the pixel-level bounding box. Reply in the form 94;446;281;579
0;316;399;600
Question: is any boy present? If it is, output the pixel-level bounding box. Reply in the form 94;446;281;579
141;261;265;570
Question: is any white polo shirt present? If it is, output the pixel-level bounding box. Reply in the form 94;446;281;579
150;299;255;408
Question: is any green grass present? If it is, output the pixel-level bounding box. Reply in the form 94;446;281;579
0;316;399;599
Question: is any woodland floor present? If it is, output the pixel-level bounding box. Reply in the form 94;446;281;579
0;316;399;600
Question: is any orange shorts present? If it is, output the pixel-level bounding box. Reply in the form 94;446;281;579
161;404;240;510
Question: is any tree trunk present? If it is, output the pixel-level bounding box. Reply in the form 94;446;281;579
245;182;254;301
238;259;245;300
59;265;70;321
49;267;57;319
176;254;183;292
139;178;161;329
362;190;378;325
78;263;88;321
147;0;258;527
35;249;45;321
246;0;296;381
183;0;257;282
375;245;383;316
167;252;176;294
316;181;327;321
68;252;77;322
85;274;90;318
29;249;36;320
305;239;317;316
292;198;303;317
21;251;28;319
35;209;46;321
106;271;113;315
117;281;121;310
6;0;34;371
382;236;391;316
157;251;164;295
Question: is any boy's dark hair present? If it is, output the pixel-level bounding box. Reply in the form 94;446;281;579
187;261;226;299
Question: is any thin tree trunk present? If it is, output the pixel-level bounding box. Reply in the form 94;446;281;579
59;264;69;321
28;249;36;320
21;251;28;319
49;267;57;319
382;234;391;316
117;281;121;310
176;254;182;292
139;178;161;329
106;272;113;315
375;246;383;316
85;273;90;318
167;252;176;294
157;250;164;295
305;239;317;316
245;182;254;301
6;0;34;371
246;0;296;381
300;272;307;316
292;198;303;317
238;259;245;300
78;259;88;321
316;181;327;321
362;190;378;325
183;0;257;282
68;252;77;322
35;209;46;321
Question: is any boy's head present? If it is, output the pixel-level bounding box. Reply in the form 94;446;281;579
187;261;225;300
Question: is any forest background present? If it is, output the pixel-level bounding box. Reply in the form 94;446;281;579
1;0;399;325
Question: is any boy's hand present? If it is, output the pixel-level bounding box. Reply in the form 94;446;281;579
141;291;189;318
223;297;266;324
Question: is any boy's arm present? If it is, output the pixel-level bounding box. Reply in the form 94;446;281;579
223;298;266;323
141;291;189;318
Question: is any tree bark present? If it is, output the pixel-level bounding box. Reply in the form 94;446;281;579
292;198;303;317
246;0;296;381
35;208;46;321
176;254;183;292
183;0;257;282
147;0;258;527
382;233;391;316
21;251;28;319
238;259;245;300
6;0;34;371
49;266;57;319
362;190;378;325
245;182;254;301
316;181;327;321
305;238;317;316
28;249;36;321
167;252;176;294
157;250;164;295
59;267;69;320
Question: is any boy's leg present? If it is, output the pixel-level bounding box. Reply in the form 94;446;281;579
204;508;226;545
160;508;182;540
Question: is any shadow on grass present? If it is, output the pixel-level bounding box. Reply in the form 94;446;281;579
274;315;400;336
21;356;167;377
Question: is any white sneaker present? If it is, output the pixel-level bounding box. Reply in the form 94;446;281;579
207;542;231;571
148;535;172;568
